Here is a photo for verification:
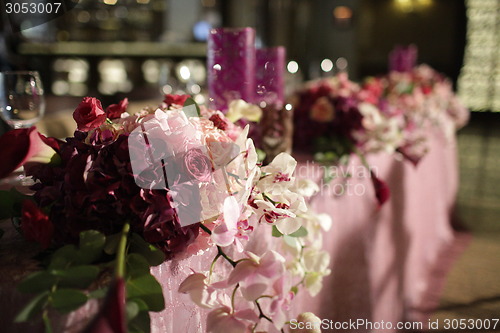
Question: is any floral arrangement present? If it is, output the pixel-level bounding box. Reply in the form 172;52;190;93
0;94;330;332
292;66;468;205
359;64;469;164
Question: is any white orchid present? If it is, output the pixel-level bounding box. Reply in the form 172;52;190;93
226;99;263;123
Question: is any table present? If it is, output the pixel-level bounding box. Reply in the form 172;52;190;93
0;127;462;332
291;127;463;332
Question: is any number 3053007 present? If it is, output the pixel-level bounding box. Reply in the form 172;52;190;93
5;2;61;14
443;319;499;330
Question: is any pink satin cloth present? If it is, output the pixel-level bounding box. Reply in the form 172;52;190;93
291;128;460;332
0;128;459;333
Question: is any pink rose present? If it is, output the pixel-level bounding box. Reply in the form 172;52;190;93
73;97;107;132
105;98;129;119
21;200;54;249
0;127;58;179
184;148;213;182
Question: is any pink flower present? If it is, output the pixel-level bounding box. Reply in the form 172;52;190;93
73;97;107;132
178;273;218;309
21;200;54;249
105;98;129;119
206;306;258;333
227;251;285;301
211;196;243;248
184;147;214;183
270;276;294;329
258;153;297;195
0;127;58;179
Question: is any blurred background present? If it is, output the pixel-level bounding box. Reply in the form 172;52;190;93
1;0;499;324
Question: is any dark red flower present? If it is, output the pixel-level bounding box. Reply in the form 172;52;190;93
0;127;57;179
106;98;129;119
370;171;390;206
209;113;228;131
73;97;107;132
163;94;190;107
84;277;126;333
21;200;54;249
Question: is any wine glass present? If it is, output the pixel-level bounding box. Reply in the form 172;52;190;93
0;71;45;129
0;71;45;186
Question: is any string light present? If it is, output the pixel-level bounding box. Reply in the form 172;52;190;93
457;0;500;112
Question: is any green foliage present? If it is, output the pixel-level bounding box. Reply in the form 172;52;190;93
14;291;49;323
288;226;308;238
51;289;88;313
272;225;283;237
129;233;165;266
272;225;308;238
183;97;201;117
15;228;166;333
126;274;164;312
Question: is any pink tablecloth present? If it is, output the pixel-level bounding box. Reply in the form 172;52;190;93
0;128;461;332
291;128;461;331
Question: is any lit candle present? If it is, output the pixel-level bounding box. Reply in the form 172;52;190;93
255;46;286;109
389;44;418;73
207;27;256;111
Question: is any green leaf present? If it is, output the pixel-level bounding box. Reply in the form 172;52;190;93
51;289;88;313
49;244;79;269
0;188;30;219
14;291;49;322
128;310;151;333
129;233;165;266
126;301;140;321
256;149;266;163
126;253;151;279
88;287;109;299
272;225;283;237
126;274;164;312
183;97;200;117
52;265;100;289
288;226;308;238
129;298;149;312
18;271;57;294
104;232;121;255
78;230;105;264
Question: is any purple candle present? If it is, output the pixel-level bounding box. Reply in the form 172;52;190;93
389;44;418;73
256;46;286;109
207;27;256;111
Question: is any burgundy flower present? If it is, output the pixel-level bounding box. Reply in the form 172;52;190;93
209;113;228;131
106;98;129;119
0;127;57;179
84;277;126;333
73;97;107;132
370;171;390;206
183;148;213;183
21;200;54;249
163;94;190;107
26;127;200;259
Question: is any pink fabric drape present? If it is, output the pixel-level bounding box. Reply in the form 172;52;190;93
291;128;461;332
